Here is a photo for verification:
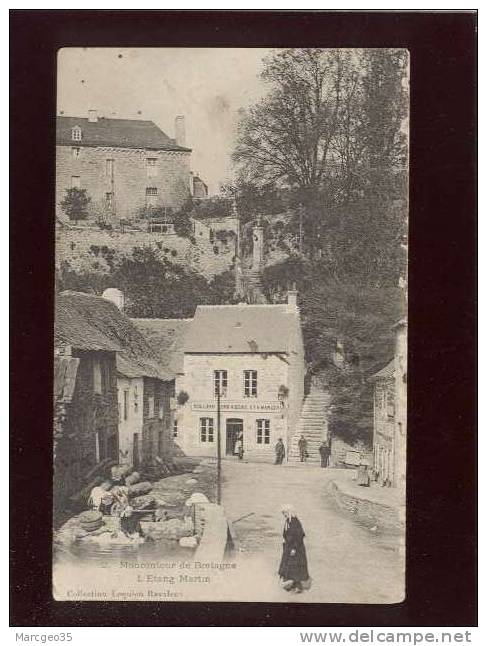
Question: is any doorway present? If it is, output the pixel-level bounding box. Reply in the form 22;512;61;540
226;419;243;456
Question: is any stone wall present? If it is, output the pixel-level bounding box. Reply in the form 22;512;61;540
56;144;191;222
56;224;235;279
329;479;405;534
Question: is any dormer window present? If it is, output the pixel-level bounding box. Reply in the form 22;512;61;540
71;126;82;142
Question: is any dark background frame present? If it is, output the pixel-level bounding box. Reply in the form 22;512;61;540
10;10;477;627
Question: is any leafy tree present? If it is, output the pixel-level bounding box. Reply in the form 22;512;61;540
233;48;408;266
60;188;91;223
262;258;405;445
57;247;216;319
209;270;238;304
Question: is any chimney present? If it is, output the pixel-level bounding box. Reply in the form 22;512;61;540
287;288;298;311
102;288;125;312
175;115;186;146
88;109;98;123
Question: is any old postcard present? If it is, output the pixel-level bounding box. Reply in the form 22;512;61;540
53;47;408;603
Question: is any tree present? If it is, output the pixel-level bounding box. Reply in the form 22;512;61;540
262;258;405;445
233;48;408;267
60;188;91;223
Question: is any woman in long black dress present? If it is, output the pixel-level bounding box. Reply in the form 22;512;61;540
278;504;310;593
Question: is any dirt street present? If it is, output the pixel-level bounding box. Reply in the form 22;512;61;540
221;460;404;603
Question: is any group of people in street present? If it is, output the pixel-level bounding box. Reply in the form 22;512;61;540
274;436;331;467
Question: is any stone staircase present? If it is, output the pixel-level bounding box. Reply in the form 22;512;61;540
241;267;267;304
288;388;330;464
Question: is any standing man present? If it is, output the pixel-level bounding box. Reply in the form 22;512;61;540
319;441;330;468
236;431;244;460
275;438;285;465
298;435;308;463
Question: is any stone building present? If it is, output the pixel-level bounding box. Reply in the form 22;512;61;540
190;172;208;199
371;359;395;486
392;319;407;494
54;292;121;516
171;294;305;462
132;318;192;454
370;318;407;490
97;289;176;471
54;290;176;516
56;111;192;223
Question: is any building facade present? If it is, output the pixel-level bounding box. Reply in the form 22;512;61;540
174;296;305;462
371;319;407;490
56;112;192;223
54;290;177;518
393;319;407;494
371;360;395;486
54;293;121;517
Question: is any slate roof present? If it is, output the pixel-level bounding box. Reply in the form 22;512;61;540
370;359;395;381
132;319;192;375
56;116;191;152
183;304;300;354
55;291;173;380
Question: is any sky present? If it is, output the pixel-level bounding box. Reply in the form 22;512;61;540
57;48;272;194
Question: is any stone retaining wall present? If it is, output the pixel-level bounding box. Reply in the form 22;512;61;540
56;225;234;278
329;480;405;534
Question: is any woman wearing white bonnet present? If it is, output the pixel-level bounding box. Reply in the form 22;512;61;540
278;504;310;593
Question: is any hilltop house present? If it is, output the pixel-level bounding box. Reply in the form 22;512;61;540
168;293;305;462
54;291;175;515
56;111;192;223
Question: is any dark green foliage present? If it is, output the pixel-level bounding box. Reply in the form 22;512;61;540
208;270;238;304
60;188;91;222
135;205;173;220
177;390;189;406
191;197;232;220
173;199;194;238
57;249;240;318
263;258;405;445
220;181;285;225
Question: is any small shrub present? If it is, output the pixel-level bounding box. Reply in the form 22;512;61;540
278;384;290;399
213;245;219;255
60;188;91;223
171;249;177;257
177;390;189;406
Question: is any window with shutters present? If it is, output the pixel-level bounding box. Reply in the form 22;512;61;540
93;358;102;394
123;390;129;421
146;186;158;207
214;370;228;397
147;158;158;178
71;126;82;141
200;418;214;443
244;370;257;397
148;396;155;419
256;419;270;444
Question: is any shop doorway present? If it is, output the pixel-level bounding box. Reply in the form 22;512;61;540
226;419;243;456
